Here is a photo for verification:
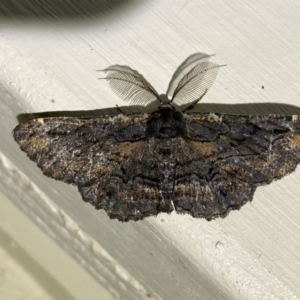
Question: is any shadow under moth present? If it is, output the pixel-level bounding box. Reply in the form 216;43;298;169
13;55;300;221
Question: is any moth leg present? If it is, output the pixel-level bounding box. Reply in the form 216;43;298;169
181;89;208;113
116;104;128;114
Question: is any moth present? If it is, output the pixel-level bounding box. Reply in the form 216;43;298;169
13;56;300;221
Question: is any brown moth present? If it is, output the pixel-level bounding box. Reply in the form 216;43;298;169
13;57;300;221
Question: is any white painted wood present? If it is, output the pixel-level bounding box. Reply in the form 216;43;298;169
0;191;114;300
1;1;300;299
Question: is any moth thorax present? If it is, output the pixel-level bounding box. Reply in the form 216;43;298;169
159;126;175;136
159;109;183;138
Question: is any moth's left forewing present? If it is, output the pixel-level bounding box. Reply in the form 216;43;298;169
13;114;149;186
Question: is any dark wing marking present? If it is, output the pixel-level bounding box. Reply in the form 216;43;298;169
174;113;300;220
13;115;173;221
13;115;148;185
79;138;174;221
